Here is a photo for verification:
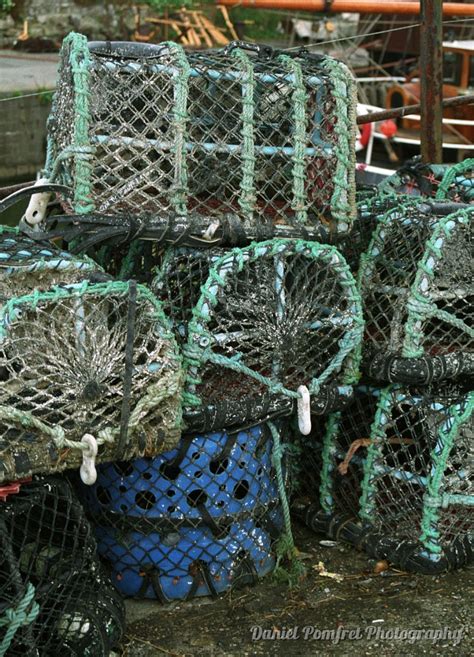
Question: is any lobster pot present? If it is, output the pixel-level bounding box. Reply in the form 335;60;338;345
46;33;356;235
0;476;125;656
78;423;289;601
359;202;473;384
302;384;474;574
293;386;380;519
0;225;102;297
436;158;474;203
0;280;182;484
174;239;363;431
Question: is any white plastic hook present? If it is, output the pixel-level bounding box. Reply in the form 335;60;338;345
297;385;312;435
79;434;98;485
22;177;52;227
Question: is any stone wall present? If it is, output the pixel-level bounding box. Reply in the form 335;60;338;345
0;0;138;47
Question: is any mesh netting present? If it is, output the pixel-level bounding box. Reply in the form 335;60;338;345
377;161;449;198
0;476;125;656
298;384;474;573
180;239;363;423
436;158;474;204
0;225;102;298
77;421;294;601
359;202;473;383
45;33;356;235
0;280;183;483
293;386;381;519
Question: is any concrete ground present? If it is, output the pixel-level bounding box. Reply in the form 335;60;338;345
0;50;58;93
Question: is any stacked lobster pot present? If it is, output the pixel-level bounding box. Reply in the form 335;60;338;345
5;31;366;602
0;221;181;652
295;174;473;573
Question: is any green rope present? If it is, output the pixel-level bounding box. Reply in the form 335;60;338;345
402;207;473;358
358;385;394;522
61;32;95;214
162;41;191;218
0;584;39;656
436;158;474;200
278;55;308;224
419;392;474;555
268;421;305;584
232;48;256;221
319;56;356;232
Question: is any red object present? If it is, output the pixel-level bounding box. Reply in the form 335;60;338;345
0;478;32;501
380;119;398;139
359;122;372;148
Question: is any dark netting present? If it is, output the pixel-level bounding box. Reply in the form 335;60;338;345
377;161;449;198
0;280;182;483
292;386;381;520
299;384;474;574
0;476;125;656
0;225;103;298
77;421;295;601
359;201;473;384
436;158;474;204
45;33;356;236
180;239;363;430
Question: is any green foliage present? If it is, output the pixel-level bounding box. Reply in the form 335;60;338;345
141;0;198;12
0;0;13;15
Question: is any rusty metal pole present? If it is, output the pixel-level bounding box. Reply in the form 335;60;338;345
420;0;443;163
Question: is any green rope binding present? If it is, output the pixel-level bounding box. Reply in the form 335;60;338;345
318;412;342;515
182;239;364;408
402;207;473;358
278;55;308;225
0;584;40;657
319;56;357;232
418;392;474;556
58;32;95;214
436;158;474;200
358;385;395;522
162;41;191;218
231;48;256;221
268;421;305;584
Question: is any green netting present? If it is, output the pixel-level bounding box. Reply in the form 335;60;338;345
45;33;356;235
0;476;125;656
436;158;474;203
0;280;183;483
181;239;363;410
298;384;474;573
358;201;473;382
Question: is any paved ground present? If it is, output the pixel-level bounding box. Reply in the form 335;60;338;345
0;50;58;93
121;523;473;657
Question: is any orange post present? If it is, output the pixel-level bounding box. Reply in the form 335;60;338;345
217;1;474;17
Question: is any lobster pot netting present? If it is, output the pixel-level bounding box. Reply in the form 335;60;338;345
0;280;183;484
180;239;363;428
292;386;381;519
436;158;474;203
0;226;102;298
377;162;449;198
359;203;473;383
301;385;474;573
77;422;293;601
0;476;125;657
46;33;356;234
